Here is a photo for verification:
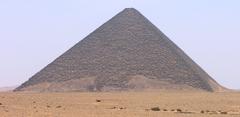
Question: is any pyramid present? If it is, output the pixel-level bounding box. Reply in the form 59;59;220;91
15;8;224;92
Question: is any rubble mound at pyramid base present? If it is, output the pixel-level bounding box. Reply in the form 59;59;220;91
16;76;207;92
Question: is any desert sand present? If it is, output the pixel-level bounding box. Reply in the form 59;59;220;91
0;91;240;117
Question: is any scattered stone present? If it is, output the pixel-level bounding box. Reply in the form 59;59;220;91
151;107;160;111
176;109;182;112
0;103;2;105
109;106;126;110
119;107;126;110
163;109;168;111
47;105;51;108
200;110;205;114
56;106;62;108
220;111;228;114
96;100;101;102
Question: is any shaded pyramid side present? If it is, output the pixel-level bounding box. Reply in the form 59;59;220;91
15;8;224;92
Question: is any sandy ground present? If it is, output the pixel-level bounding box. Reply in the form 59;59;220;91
0;91;240;117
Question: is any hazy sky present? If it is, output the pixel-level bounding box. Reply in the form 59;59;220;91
0;0;240;89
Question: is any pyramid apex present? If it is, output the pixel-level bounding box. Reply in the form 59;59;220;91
118;8;142;18
124;8;137;10
122;8;139;13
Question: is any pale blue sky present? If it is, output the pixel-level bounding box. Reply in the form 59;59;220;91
0;0;239;89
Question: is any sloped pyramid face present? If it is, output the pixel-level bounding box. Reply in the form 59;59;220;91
15;8;223;92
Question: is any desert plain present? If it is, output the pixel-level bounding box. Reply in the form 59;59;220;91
0;91;240;117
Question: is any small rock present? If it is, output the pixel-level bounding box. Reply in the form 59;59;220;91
56;106;62;108
151;107;160;111
220;111;228;114
119;107;126;110
163;109;168;111
96;100;101;102
176;109;182;112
